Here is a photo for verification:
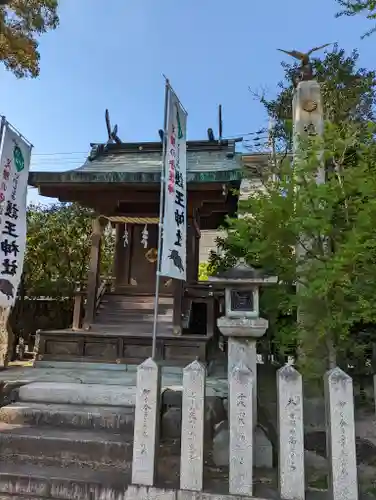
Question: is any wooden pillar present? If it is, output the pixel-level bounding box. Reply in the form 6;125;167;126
187;214;200;284
124;225;133;285
193;211;201;281
83;217;106;328
187;218;194;283
114;223;125;288
173;280;184;335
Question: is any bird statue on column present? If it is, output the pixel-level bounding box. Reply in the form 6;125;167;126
277;43;333;86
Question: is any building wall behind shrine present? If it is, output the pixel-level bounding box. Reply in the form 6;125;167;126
199;176;263;263
199;230;224;262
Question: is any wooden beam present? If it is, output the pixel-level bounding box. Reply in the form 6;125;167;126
114;223;125;288
40;185;229;204
193;218;201;238
83;217;107;328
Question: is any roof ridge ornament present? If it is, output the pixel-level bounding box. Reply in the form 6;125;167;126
105;109;122;145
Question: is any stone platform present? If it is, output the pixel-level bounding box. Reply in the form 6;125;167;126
0;361;228;398
0;361;229;500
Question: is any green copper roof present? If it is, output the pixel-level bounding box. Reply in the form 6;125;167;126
29;168;242;185
29;141;243;186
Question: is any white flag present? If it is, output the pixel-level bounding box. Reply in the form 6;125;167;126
0;122;32;307
160;89;187;281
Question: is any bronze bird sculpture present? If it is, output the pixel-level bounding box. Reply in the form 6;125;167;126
277;43;333;83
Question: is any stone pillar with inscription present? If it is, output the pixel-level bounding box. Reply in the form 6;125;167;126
229;361;254;496
277;365;305;500
293;79;335;367
180;360;206;492
209;261;277;428
293;79;324;183
324;367;358;500
132;358;161;487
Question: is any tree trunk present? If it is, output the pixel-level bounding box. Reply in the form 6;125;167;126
326;337;337;370
0;307;12;369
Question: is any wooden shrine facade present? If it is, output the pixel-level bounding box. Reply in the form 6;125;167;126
28;139;253;365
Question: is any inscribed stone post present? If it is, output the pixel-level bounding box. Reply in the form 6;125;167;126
277;365;305;500
180;360;206;492
324;367;358;500
293;80;324;183
229;362;253;496
293;80;325;340
228;337;257;428
132;358;161;486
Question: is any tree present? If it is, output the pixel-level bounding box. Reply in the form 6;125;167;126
210;47;376;376
336;0;376;37
0;0;59;78
23;203;114;298
211;123;376;377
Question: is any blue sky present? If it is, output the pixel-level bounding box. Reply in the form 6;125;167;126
0;0;373;204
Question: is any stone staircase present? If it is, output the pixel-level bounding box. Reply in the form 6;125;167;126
0;375;180;500
92;294;174;336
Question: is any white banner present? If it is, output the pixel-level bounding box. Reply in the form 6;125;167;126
160;88;187;281
0;122;32;307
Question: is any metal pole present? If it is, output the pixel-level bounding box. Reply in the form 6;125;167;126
6;119;33;148
0;116;6;154
151;78;170;360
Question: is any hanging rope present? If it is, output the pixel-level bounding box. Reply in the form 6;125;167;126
104;216;159;224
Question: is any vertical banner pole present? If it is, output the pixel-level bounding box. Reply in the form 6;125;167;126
0;116;7;368
0;116;6;156
151;78;170;360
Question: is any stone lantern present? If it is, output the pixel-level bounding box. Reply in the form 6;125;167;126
209;260;278;426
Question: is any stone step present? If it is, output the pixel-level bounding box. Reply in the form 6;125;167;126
99;300;171;308
18;382;136;406
0;402;135;432
32;361;183;376
95;311;173;327
98;308;172;317
0;368;186;389
99;307;172;313
0;423;132;468
2;370;137;387
0;460;130;500
103;295;172;304
33;361;129;371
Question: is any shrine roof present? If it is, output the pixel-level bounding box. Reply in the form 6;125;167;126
29;139;243;187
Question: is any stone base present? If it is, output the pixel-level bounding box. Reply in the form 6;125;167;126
34;329;210;366
212;421;273;468
217;316;268;338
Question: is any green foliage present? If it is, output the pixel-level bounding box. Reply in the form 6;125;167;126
211;123;376;375
198;262;210;281
336;0;376;37
0;0;59;78
212;42;376;371
23;203;114;298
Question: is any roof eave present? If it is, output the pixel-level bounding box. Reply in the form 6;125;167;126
28;168;243;188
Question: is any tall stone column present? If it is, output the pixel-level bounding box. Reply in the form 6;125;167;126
293;80;324;184
293;80;330;364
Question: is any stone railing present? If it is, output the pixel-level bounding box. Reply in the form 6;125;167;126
129;357;364;500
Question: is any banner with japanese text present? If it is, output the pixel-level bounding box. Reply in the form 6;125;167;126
160;88;187;281
0;122;32;307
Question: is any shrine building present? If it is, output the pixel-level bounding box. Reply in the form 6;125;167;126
28;136;266;366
